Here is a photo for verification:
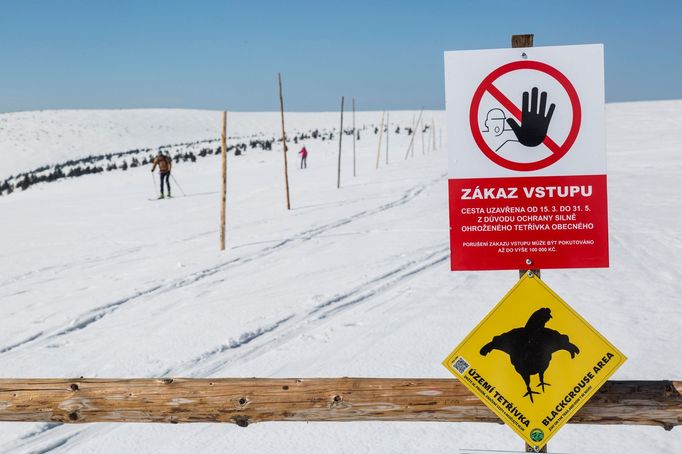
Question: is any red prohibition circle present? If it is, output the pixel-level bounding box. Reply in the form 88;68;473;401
469;60;581;171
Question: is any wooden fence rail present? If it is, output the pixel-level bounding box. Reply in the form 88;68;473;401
0;378;679;429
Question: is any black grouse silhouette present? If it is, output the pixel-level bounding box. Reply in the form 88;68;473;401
480;307;579;403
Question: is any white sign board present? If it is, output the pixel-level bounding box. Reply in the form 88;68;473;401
445;44;608;271
446;44;605;178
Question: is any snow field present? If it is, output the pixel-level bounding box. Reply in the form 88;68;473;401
0;104;680;452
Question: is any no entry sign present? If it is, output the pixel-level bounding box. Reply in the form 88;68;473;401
470;60;582;172
445;45;608;270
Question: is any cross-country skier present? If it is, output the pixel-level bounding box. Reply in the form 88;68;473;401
298;146;308;169
151;151;172;198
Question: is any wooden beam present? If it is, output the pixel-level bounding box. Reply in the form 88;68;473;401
0;378;679;428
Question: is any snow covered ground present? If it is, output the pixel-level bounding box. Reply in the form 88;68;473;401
0;103;680;453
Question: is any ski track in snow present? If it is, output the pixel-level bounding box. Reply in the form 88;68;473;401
0;332;44;354
173;244;450;377
19;423;61;441
3;420;80;454
0;228;216;289
171;315;297;373
12;431;80;454
29;436;75;454
0;174;445;358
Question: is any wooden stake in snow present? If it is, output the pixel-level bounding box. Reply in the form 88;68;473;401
375;111;385;169
278;73;291;210
411;113;416;155
385;111;389;165
404;109;423;160
337;96;344;189
352;98;356;177
420;116;425;155
512;33;534;48
428;118;435;153
426;119;432;153
219;111;227;251
432;118;436;150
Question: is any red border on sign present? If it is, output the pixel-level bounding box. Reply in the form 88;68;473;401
449;174;609;270
469;60;582;172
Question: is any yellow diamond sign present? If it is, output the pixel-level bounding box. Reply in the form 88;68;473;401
442;272;626;449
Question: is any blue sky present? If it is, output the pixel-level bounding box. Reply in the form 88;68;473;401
0;1;679;112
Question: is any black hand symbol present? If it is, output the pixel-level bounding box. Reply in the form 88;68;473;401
506;87;555;147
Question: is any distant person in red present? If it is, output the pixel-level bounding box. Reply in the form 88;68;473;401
298;146;308;169
151;151;172;198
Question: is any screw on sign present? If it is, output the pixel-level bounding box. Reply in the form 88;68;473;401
470;60;582;172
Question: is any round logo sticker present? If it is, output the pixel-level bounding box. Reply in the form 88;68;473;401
530;428;545;442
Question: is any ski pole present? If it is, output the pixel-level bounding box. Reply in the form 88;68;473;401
151;171;158;195
170;173;186;196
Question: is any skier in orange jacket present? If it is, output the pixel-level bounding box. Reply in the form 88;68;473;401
151;151;173;198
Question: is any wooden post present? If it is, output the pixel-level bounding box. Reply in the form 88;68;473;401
352;98;356;177
420;116;425;155
385;111;389;165
412;112;420;158
513;33;538;285
411;113;416;156
375;111;384;169
337;96;344;189
404;109;423;160
425;119;430;153
512;34;534;48
0;378;678;427
511;33;543;453
219;111;227;251
405;114;415;159
432;118;436;150
278;73;291;210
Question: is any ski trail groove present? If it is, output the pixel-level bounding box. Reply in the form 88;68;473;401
0;332;44;354
175;315;295;372
172;244;449;377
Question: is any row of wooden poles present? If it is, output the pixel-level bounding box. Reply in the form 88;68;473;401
218;75;440;250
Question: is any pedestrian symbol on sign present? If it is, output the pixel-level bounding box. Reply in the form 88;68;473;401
481;108;516;152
